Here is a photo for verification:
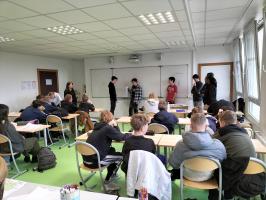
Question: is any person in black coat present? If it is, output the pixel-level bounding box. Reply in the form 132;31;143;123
61;94;77;114
108;76;118;115
207;99;235;116
20;100;47;124
203;73;217;107
64;81;77;105
191;74;204;107
83;111;130;190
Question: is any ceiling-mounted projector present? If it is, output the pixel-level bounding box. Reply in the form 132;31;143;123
128;54;141;63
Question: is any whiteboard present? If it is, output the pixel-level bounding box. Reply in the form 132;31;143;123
113;67;161;98
161;65;188;98
91;68;112;98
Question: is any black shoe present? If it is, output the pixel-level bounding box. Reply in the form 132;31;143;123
24;156;30;163
31;156;38;163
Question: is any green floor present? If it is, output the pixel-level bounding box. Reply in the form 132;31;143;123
6;124;210;200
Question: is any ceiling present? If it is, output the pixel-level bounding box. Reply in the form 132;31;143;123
0;0;263;59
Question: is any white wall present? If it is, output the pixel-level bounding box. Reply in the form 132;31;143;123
84;45;233;117
0;51;84;111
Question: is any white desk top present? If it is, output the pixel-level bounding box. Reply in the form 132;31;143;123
119;197;138;200
4;179;118;200
13;123;50;133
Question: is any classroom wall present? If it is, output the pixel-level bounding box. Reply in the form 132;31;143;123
84;45;233;117
0;51;84;111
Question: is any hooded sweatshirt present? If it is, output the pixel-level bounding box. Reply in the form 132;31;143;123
169;131;226;181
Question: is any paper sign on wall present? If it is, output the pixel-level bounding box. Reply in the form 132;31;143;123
21;81;37;90
45;79;52;86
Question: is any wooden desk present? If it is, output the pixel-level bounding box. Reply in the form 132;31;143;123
117;116;131;131
252;139;266;154
76;133;163;146
178;118;191;125
3;179;118;200
14;123;50;147
62;113;79;146
157;135;182;147
8;112;21;121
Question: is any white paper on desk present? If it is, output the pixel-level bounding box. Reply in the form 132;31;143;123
4;179;26;198
7;187;59;200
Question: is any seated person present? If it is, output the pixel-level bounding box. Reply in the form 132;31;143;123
121;114;156;174
41;95;59;115
209;111;265;200
78;94;95;113
20;100;47;124
61;94;77;114
0;104;40;163
0;156;8;199
207;99;235;116
48;92;62;107
169;113;226;181
143;92;159;114
82;111;130;190
151;100;178;134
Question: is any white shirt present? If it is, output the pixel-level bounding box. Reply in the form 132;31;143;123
144;99;159;114
50;92;62;106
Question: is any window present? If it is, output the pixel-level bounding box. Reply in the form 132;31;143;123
257;26;264;80
248;101;260;121
233;39;243;95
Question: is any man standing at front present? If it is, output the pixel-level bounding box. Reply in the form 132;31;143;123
128;78;143;116
166;77;177;104
108;76;118;115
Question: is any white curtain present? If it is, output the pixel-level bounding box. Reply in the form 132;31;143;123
233;38;243;95
243;20;260;102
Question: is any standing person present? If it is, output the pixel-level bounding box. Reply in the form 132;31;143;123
166;77;177;104
191;74;204;108
108;76;118;115
128;78;143;116
64;81;77;105
203;73;217;109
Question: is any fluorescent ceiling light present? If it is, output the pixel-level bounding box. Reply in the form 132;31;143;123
166;40;186;46
46;25;84;35
0;36;15;43
139;11;175;25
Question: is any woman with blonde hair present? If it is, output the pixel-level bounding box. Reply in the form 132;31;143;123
82;111;130;191
144;92;159;114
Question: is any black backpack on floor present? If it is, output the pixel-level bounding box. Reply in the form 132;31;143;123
34;147;56;172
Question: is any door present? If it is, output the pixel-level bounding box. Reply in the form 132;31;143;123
37;69;59;95
198;62;233;101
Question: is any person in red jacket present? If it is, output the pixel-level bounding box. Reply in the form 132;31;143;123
166;77;177;104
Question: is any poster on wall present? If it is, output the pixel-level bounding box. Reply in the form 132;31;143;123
21;81;37;90
45;79;52;86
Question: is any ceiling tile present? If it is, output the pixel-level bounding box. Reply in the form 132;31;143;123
206;19;237;28
207;0;249;11
63;0;116;8
66;33;97;40
0;21;36;32
170;0;184;10
22;29;59;38
206;7;244;21
122;0;171;15
48;10;96;24
106;36;132;42
156;31;183;38
193;22;205;30
148;23;180;32
0;1;38;19
10;0;74;14
2;32;33;40
192;12;205;22
47;36;76;42
83;3;131;20
130;34;157;41
0;16;8;22
206;26;232;34
189;0;205;12
119;27;151;35
18;16;62;28
179;21;190;30
175;10;187;22
92;30;124;38
105;17;142;29
137;39;163;45
75;22;112;32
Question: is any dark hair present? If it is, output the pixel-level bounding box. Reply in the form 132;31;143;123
169;77;175;82
192;74;199;79
207;72;214;78
0;104;9;123
36;94;45;101
111;76;118;81
158;100;167;111
131;78;138;82
32;100;43;108
209;76;217;87
66;81;73;90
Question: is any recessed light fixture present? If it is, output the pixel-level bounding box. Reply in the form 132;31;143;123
0;36;15;43
46;25;84;35
166;41;186;46
139;11;175;25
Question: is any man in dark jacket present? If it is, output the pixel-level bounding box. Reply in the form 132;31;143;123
191;74;204;107
209;110;265;200
20;100;47;124
83;111;130;191
151;100;178;134
207;99;235;116
108;76;118;115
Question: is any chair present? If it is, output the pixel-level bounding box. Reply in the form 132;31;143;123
148;123;169;134
243;157;266;200
0;134;28;178
75;111;94;134
46;115;69;149
180;157;222;200
75;141;108;192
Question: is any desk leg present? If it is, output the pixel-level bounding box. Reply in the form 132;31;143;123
44;128;47;147
122;123;125;132
69;116;78;147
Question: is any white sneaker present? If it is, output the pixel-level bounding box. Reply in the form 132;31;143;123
104;181;120;191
